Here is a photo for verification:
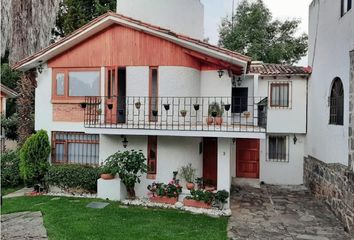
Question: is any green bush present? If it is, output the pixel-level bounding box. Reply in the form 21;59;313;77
1;113;19;140
45;164;100;193
1;150;22;187
19;130;50;185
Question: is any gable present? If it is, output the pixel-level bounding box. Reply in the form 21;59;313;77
48;24;202;69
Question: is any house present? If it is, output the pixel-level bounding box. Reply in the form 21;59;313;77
13;0;310;206
304;0;354;232
0;84;17;152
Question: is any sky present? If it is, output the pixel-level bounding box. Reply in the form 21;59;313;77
201;0;313;65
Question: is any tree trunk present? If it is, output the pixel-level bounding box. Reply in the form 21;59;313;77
126;185;136;200
17;71;36;146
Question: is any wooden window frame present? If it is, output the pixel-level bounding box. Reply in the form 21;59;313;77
149;67;159;122
51;131;99;165
147;136;157;175
52;68;101;103
329;78;344;125
269;82;290;108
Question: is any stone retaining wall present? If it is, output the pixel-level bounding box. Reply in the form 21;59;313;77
304;156;354;233
349;50;354;171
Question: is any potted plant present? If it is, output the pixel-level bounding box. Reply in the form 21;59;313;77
180;109;187;117
208;102;224;125
179;163;196;190
107;103;113;110
163;103;170;111
214;190;230;210
193;104;200;111
96;108;102;115
104;150;147;199
100;156;121;180
224;104;231;111
148;180;182;205
204;179;216;191
80;102;87;109
135;101;141;109
152;110;158;117
195;177;203;189
183;189;214;209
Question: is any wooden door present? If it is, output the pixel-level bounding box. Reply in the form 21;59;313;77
203;138;217;186
236;139;259;178
105;67;117;124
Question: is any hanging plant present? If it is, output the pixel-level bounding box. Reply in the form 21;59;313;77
135;102;141;109
152;110;158;117
80;102;87;109
224;104;231;111
193;104;200;111
163;104;170;111
107;103;113;110
180;110;187;117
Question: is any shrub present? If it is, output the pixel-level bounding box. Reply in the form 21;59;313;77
104;150;147;199
179;163;196;183
1;150;22;187
45;164;100;193
147;180;182;198
214;190;230;209
187;189;214;204
19;130;50;185
1;113;19;140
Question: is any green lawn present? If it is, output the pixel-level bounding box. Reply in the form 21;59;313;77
1;196;228;240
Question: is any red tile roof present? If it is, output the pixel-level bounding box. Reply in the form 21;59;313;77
250;63;311;76
13;11;251;70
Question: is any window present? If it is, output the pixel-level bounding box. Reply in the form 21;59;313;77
342;0;352;16
52;68;100;100
52;132;99;165
69;71;100;96
329;78;344;125
149;67;158;122
268;136;288;162
232;87;248;113
147;136;157;174
270;83;289;107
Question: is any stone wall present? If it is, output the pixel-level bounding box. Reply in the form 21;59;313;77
349;50;354;171
304;156;354;233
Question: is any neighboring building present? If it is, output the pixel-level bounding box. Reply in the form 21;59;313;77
307;0;354;167
305;0;354;233
13;3;310;206
0;84;17;115
0;84;18;152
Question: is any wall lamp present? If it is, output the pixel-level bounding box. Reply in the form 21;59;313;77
218;69;224;78
121;135;128;148
237;76;242;86
293;134;297;144
37;61;43;74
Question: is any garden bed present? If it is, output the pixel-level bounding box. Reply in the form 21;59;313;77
122;198;231;217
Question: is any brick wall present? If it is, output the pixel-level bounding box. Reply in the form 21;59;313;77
53;103;85;122
304;156;354;233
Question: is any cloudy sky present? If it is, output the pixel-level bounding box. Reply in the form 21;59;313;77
201;0;313;65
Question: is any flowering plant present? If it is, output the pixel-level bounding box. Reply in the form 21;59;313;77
147;179;182;198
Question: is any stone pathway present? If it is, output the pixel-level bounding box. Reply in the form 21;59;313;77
228;185;353;240
3;187;33;198
1;211;48;239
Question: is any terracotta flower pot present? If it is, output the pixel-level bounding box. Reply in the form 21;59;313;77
214;117;223;125
101;173;114;180
150;196;178;205
186;182;195;190
206;117;213;125
183;198;211;209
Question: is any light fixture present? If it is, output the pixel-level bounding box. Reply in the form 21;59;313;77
218;69;224;78
37;61;43;74
237;77;242;86
293;134;297;144
121;135;128;148
232;138;236;144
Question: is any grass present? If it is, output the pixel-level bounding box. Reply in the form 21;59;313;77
1;185;24;195
1;196;228;240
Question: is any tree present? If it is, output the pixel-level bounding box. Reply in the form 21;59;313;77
218;0;307;64
19;130;51;186
53;0;116;37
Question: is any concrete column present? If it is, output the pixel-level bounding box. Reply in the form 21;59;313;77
217;138;232;208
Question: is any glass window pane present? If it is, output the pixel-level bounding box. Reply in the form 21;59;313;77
56;73;65;96
55;143;65;162
69;71;100;96
271;85;279;105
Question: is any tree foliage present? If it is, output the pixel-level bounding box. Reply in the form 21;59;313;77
53;0;116;37
19;130;50;185
218;0;308;64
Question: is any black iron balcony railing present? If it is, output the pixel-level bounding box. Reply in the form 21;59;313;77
83;96;267;133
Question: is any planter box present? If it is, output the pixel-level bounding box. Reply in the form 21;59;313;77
183;198;211;209
150;196;177;205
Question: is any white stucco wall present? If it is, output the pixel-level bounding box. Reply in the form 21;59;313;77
99;135;203;197
126;66;149;97
200;70;232;97
258;77;308;133
116;0;204;40
307;0;354;165
260;134;306;185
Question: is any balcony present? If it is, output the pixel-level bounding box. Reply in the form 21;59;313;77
83;96;267;136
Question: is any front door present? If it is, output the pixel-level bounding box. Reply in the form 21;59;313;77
203;138;217;186
236;139;259;178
